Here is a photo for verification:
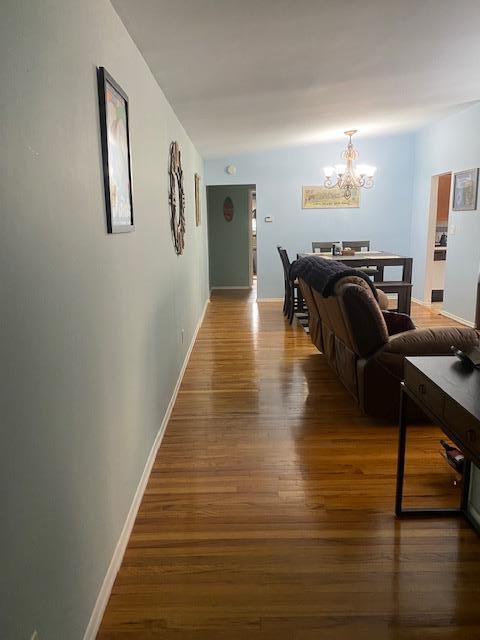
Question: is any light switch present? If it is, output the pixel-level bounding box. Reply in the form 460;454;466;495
449;223;456;236
264;216;273;223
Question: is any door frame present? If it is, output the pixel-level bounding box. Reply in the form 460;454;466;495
423;175;439;304
424;172;451;304
206;183;256;290
247;187;255;287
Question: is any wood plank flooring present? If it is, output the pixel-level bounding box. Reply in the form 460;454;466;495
98;290;480;639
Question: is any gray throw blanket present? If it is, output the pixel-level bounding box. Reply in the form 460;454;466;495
289;255;378;300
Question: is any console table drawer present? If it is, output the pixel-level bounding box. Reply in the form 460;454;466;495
444;398;480;457
405;362;445;418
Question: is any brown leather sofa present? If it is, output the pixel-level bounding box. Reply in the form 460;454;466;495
299;274;480;419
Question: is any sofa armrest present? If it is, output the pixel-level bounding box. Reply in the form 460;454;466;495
382;311;415;336
383;326;479;356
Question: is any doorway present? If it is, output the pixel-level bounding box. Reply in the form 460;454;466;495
206;184;256;290
425;172;451;309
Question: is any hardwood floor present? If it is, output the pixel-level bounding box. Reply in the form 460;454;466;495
98;291;480;639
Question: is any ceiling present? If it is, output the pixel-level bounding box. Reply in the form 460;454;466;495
112;0;480;157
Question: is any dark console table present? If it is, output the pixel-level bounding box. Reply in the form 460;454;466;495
395;355;480;531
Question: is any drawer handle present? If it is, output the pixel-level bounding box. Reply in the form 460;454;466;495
418;383;426;395
467;429;477;443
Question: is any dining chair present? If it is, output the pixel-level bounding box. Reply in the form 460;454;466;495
341;240;383;281
342;240;370;252
311;241;339;254
277;246;302;324
277;245;289;316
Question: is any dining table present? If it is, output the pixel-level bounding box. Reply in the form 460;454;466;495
298;250;413;314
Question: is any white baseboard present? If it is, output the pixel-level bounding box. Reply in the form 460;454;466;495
256;297;283;302
83;297;210;640
440;309;475;328
412;296;431;307
210;286;251;290
411;296;475;327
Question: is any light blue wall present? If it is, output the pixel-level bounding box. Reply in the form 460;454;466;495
409;102;480;554
0;1;209;638
205;134;415;299
410;102;480;323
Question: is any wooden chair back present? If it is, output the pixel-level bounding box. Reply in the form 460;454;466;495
312;241;338;254
342;240;370;252
277;245;291;276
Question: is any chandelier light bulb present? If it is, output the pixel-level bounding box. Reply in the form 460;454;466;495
323;166;335;178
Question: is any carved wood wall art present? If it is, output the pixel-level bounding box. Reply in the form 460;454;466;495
223;196;234;222
169;141;186;254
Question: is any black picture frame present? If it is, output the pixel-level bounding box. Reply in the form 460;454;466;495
97;66;135;233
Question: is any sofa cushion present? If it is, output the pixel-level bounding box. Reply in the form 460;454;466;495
336;280;389;358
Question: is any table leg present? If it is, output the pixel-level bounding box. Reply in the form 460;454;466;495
396;386;466;518
402;257;413;284
461;459;472;511
395;387;408;517
397;288;408;314
374;266;384;283
404;285;412;316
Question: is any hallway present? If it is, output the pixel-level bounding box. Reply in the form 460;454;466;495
98;291;480;639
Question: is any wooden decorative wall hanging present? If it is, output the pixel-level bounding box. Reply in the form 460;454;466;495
223;196;234;222
169;141;186;254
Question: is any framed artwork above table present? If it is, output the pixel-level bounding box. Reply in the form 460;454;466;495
302;185;360;209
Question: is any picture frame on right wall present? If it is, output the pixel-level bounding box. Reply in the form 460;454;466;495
452;168;479;211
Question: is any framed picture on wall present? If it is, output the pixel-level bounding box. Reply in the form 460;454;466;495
97;66;135;233
302;185;360;209
194;173;201;226
452;168;479;211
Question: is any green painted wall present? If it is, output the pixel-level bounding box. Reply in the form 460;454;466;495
0;1;209;638
207;185;251;288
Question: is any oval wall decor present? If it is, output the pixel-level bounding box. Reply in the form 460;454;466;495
169;141;186;255
223;196;234;222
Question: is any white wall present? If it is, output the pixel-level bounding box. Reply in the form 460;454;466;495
205;134;415;299
411;103;480;323
0;1;209;638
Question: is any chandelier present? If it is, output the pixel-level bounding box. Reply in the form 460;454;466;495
323;130;376;199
